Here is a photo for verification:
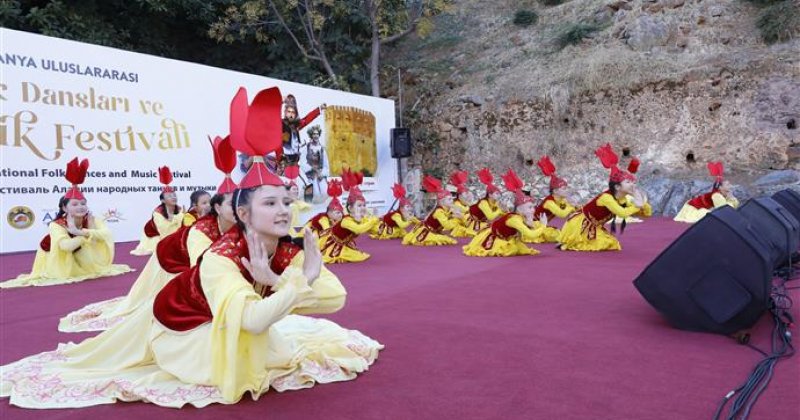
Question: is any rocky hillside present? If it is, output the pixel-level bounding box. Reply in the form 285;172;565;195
386;0;800;214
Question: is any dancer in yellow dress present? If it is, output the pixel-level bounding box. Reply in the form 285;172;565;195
674;161;739;223
58;136;239;333
371;183;419;240
284;164;312;236
528;155;576;243
558;144;652;252
1;158;133;289
302;180;344;237
0;86;382;410
464;168;505;236
130;166;185;256
319;170;378;263
448;170;477;238
183;189;212;226
464;169;547;257
402;175;460;246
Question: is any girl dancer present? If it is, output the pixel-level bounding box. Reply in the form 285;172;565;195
130;166;185;256
464;169;546;257
674;162;739;223
402;175;461;246
371;183;419;240
557;144;651;251
529;156;575;243
1;158;132;288
318;170;378;263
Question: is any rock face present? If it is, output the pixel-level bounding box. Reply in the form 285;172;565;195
389;0;800;212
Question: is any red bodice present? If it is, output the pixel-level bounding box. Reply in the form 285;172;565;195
156;215;221;274
534;196;556;220
153;225;301;332
687;190;719;210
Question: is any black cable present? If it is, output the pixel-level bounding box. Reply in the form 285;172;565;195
712;294;795;420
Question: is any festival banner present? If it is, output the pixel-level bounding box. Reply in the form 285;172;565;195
0;28;397;253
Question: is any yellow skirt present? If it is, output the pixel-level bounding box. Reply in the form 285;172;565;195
673;202;709;224
401;226;457;246
1;304;382;409
449;221;477;238
557;214;621;252
58;253;174;332
369;223;408;240
319;236;370;264
523;225;561;244
130;233;159;256
1;248;133;289
463;229;540;257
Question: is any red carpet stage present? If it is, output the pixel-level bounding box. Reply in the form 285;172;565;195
1;218;798;419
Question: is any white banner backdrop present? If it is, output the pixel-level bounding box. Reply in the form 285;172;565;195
0;28;397;253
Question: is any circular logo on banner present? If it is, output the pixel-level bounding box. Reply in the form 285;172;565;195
7;206;35;230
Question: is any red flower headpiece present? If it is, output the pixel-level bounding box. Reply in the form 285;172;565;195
64;157;89;200
210;135;238;194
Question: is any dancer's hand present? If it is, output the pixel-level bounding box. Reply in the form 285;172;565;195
302;228;323;285
242;229;280;287
632;190;646;208
538;213;549;227
66;216;85;236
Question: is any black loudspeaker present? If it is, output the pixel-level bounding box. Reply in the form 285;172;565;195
391;128;411;158
634;207;772;335
772;189;800;239
737;197;799;268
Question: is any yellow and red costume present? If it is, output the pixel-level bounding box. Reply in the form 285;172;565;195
463;168;504;236
131;166;184;256
319;170;378;263
371;183;418;239
674;161;739;223
558;145;651;251
464;170;544;257
403;175;460;246
1;158;132;288
527;156;576;243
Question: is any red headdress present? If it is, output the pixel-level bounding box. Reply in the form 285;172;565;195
229;86;284;189
708;161;724;184
64;157;89;200
392;183;411;207
537;155;568;190
210;135;238;194
158;166;174;193
341;168;365;205
327;180;344;212
284;165;301;188
501;169;533;207
595;143;637;183
477;168;499;195
423;175;450;200
449;170;469;194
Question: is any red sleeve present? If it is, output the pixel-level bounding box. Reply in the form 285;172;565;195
153;263;212;332
299;107;321;129
156;226;191;274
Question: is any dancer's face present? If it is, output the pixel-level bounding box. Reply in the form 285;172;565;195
215;193;236;226
619;179;636;195
195;194;211;217
328;208;343;223
440;195;454;207
719;180;731;194
289;184;300;199
349;200;367;220
65;199;88;218
162;192;178;207
516;202;534;218
237;186;292;238
285;107;297;120
553;187;567;198
489;191;501;202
